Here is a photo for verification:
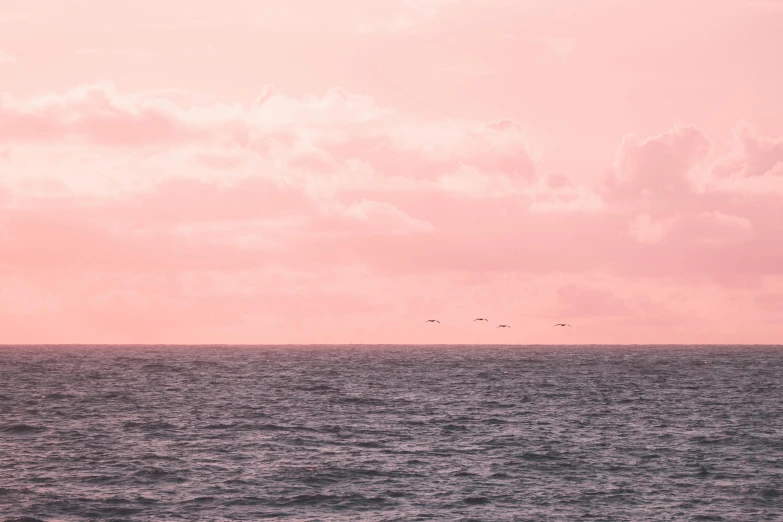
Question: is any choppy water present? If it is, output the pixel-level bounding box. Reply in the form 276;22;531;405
1;345;782;521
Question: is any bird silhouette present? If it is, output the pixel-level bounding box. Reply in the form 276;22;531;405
425;319;440;323
497;324;511;328
553;323;572;327
473;318;488;321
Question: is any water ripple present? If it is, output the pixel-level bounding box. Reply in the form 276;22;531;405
1;344;782;521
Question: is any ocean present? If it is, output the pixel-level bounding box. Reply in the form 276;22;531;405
1;345;781;521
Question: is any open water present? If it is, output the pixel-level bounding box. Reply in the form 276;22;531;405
1;344;782;521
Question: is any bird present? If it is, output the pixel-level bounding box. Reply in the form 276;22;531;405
473;318;488;321
553;323;572;327
497;324;511;328
425;319;440;323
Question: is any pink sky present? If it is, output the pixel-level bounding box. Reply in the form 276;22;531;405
1;0;783;344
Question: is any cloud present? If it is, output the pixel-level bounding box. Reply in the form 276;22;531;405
3;82;783;341
0;83;200;146
710;123;783;179
689;210;753;244
605;125;711;204
339;200;435;234
0;83;534;189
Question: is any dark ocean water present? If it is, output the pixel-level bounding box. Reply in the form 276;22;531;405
1;345;782;521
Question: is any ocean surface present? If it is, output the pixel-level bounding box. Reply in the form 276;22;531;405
1;345;781;521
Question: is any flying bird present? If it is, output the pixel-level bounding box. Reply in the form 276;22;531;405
553;323;572;327
497;324;511;328
474;318;488;321
425;319;440;323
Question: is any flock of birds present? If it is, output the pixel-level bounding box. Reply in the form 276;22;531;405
425;319;572;329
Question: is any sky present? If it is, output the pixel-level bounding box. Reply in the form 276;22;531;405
1;0;783;344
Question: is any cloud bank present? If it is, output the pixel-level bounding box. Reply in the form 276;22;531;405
2;0;782;343
2;82;782;344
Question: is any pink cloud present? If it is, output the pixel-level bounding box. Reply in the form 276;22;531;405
0;83;199;146
604;125;711;204
2;0;783;343
710;123;783;179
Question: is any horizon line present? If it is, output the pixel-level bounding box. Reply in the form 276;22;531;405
1;343;781;348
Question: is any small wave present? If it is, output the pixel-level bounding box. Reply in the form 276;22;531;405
97;504;143;516
464;496;490;505
277;493;388;507
82;474;121;484
1;424;47;435
100;391;133;400
203;423;238;430
255;423;289;431
338;396;387;406
122;420;178;431
295;384;339;392
318;424;343;433
191;360;223;368
490;472;510;479
133;468;187;483
43;392;74;400
354;441;385;448
141;363;178;372
281;493;337;506
482;401;516;409
519;451;561;461
690;435;729;445
225;496;265;506
254;423;316;432
236;407;270;419
139;452;180;461
182;496;217;504
134;468;171;477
